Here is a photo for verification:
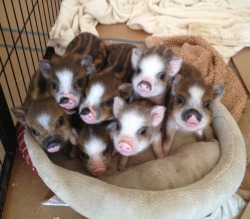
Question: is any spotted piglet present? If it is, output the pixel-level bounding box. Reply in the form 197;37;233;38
110;97;166;171
77;123;114;176
163;63;225;156
131;45;182;105
39;32;107;111
12;98;78;156
79;43;135;124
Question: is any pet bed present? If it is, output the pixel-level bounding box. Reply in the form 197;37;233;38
22;102;246;218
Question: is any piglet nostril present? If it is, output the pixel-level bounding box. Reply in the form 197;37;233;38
183;109;202;122
80;107;90;115
60;97;69;104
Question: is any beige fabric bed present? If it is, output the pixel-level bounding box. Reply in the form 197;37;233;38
24;102;246;218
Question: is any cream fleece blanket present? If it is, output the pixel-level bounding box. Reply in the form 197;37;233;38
48;0;250;63
24;102;246;218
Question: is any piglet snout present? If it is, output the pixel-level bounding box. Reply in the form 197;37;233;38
118;142;133;154
92;167;107;176
137;81;151;93
183;109;202;127
59;94;78;109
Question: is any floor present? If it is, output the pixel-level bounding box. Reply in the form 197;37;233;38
1;24;250;218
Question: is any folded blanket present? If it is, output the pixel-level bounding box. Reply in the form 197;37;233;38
48;0;250;62
145;35;247;122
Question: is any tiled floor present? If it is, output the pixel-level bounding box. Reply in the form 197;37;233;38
1;24;250;218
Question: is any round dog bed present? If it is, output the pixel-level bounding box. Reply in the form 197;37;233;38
23;102;246;219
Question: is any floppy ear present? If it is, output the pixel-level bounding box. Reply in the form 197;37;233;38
113;97;127;118
131;48;142;69
213;83;225;101
150;106;166;127
167;57;182;77
39;60;53;79
118;83;133;100
11;107;27;124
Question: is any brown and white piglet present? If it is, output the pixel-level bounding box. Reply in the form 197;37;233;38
79;43;136;124
12;98;77;155
110;97;166;170
77;123;114;176
131;45;182;105
39;32;107;111
163;63;225;156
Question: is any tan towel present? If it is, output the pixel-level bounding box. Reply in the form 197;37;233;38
145;35;247;122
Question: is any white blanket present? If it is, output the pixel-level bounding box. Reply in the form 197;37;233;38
48;0;250;63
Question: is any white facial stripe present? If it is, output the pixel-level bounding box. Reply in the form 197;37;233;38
56;69;74;93
188;86;205;106
86;83;105;106
84;137;106;156
140;54;164;77
120;110;145;136
37;113;51;131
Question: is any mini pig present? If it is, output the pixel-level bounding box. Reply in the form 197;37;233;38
77;123;114;176
131;45;182;105
39;32;108;110
163;63;224;156
12;98;78;155
79;43;136;124
110;97;166;170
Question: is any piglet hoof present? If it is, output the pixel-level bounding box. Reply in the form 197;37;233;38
155;152;164;159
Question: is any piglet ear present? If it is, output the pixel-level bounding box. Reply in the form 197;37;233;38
113;97;126;118
80;55;94;73
11;107;27;124
131;48;142;69
150;106;166;127
107;120;118;139
168;57;182;77
213;83;225;101
39;60;52;79
118;83;133;100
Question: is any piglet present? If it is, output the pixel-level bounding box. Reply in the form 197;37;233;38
12;97;77;156
131;45;182;105
77;123;114;176
163;63;224;156
110;97;166;171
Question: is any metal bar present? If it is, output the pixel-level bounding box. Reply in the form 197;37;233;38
11;0;31;82
0;24;22;103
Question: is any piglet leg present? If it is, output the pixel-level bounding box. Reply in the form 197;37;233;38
69;129;78;159
163;128;176;156
118;155;129;171
152;132;164;159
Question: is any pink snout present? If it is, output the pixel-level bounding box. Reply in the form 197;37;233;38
91;167;107;176
137;81;151;94
59;94;78;110
186;115;200;127
80;113;95;123
118;142;133;155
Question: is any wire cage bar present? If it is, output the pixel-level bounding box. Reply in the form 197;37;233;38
0;0;61;215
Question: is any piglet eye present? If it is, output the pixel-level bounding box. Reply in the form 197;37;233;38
138;127;147;136
56;116;64;128
31;128;40;137
136;67;142;74
50;81;58;91
157;71;165;80
80;151;89;159
204;100;211;110
176;94;185;105
75;78;83;88
104;98;114;107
